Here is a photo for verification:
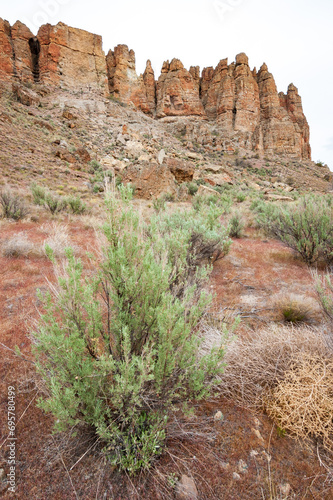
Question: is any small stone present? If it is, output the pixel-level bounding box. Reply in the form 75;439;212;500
0;468;5;480
279;483;291;496
233;472;241;481
176;475;198;500
158;149;166;165
238;459;248;474
214;410;223;422
251;428;265;443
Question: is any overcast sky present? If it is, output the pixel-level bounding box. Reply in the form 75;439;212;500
2;0;333;169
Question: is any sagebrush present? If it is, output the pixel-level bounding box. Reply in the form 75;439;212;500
32;186;230;473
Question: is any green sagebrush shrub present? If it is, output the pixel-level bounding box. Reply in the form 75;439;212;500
0;189;28;220
32;186;230;473
255;195;333;265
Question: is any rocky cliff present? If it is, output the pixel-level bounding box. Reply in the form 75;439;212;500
0;18;311;159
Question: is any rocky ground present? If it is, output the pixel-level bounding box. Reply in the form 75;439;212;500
0;81;333;499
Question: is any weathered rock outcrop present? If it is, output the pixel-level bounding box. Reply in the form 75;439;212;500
37;22;108;92
0;18;311;159
0;18;35;82
106;45;155;114
156;59;205;118
255;64;310;158
0;18;15;79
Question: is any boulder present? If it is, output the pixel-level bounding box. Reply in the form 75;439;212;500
167;158;194;183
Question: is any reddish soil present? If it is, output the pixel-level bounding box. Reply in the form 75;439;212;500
0;221;332;499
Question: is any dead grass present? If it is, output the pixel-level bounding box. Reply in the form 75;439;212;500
219;324;329;410
1;233;39;258
41;222;74;258
272;292;320;324
266;353;333;453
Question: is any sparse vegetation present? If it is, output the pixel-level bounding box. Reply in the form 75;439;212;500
188;182;198;196
228;211;244;238
256;195;333;265
273;293;318;324
2;233;35;258
44;191;68;214
0;189;29;220
66;195;86;214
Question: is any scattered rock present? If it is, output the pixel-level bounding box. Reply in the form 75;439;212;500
157;148;166;165
233;472;241;481
54;147;76;163
76;148;91;163
176;475;198;500
34;119;54;131
238;459;248;474
279;483;291;497
12;83;40;106
205;173;233;186
214;410;224;422
197;184;218;196
0;468;5;480
121;162;177;199
62;107;77;120
264;194;294;202
125;140;144;157
167;158;194;182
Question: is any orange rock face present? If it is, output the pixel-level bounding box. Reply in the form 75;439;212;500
0;19;311;160
156;59;205;118
106;45;155;114
256;64;311;158
0;18;35;82
0;18;15;79
37;22;108;92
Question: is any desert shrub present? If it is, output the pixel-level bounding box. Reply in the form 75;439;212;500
219;324;328;409
0;189;28;220
32;186;227;473
88;159;102;173
2;233;35;257
273;293;318;324
266;353;333;451
44;192;68;214
192;194;218;211
192;193;231;213
153;195;166;213
151;203;231;298
31;183;46;205
164;193;174;202
66;195;86;215
228;211;244;238
188;182;198;196
236;192;246;203
256;195;333;265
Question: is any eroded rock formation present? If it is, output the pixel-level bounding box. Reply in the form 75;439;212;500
156;59;205;118
106;45;155;114
37;22;108;92
0;18;311;159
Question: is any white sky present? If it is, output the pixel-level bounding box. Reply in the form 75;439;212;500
2;0;333;169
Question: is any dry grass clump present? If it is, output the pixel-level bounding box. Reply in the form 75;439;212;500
219;324;328;409
2;233;37;258
41;222;73;258
273;293;320;324
266;353;333;451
